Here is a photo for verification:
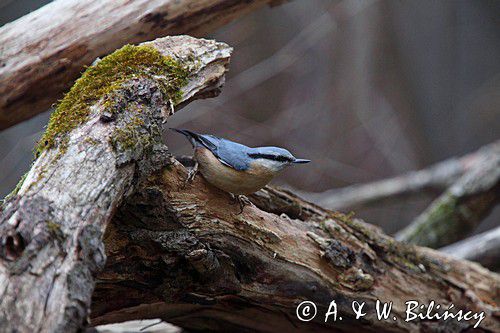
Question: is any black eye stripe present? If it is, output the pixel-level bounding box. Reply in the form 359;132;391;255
248;153;292;162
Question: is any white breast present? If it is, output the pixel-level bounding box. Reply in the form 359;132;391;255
194;147;277;195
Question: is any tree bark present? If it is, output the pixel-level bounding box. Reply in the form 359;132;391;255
396;146;500;248
0;0;283;129
0;35;232;333
89;166;500;332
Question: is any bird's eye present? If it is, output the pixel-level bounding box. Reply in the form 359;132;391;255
273;155;292;162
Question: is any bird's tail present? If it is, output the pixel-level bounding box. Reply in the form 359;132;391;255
170;128;202;148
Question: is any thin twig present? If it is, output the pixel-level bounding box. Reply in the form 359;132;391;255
440;226;500;271
297;140;499;210
140;319;164;331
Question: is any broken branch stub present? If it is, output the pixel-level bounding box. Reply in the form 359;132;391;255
0;35;232;333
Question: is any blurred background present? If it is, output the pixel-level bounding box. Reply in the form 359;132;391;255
1;0;499;235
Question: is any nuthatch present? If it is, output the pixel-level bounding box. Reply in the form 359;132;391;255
172;129;310;199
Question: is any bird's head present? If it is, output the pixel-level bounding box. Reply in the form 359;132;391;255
248;147;310;172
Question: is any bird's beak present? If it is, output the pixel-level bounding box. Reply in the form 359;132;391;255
292;158;311;164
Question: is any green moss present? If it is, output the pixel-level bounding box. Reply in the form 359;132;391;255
109;116;146;151
404;196;462;247
338;213;378;243
83;137;99;145
332;211;355;224
35;44;189;157
46;220;61;234
331;210;433;273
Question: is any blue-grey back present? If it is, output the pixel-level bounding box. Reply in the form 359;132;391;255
194;133;252;171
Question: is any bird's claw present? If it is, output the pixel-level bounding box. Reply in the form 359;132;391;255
183;161;198;187
232;194;253;214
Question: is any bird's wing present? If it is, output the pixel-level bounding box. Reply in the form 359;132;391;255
171;129;250;171
212;138;251;171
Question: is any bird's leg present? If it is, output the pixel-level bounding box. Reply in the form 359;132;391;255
235;195;253;214
229;193;237;204
228;193;242;212
185;160;198;184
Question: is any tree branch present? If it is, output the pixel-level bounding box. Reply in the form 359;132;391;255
0;35;232;333
440;226;500;272
395;145;500;248
89;164;500;332
298;141;499;210
1;33;499;333
0;0;283;129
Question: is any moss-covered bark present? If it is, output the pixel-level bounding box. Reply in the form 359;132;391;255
0;0;280;129
0;36;232;333
35;44;188;157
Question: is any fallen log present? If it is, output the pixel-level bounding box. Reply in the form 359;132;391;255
0;34;498;333
89;167;500;332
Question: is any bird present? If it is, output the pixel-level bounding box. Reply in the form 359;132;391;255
171;128;310;210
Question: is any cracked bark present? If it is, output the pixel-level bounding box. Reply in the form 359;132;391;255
89;166;500;332
0;35;232;333
0;0;285;129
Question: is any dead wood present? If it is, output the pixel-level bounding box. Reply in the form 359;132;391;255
90;168;500;332
0;35;232;333
396;146;500;248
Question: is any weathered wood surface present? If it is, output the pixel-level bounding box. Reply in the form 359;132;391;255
90;165;500;332
0;0;281;129
0;35;232;333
